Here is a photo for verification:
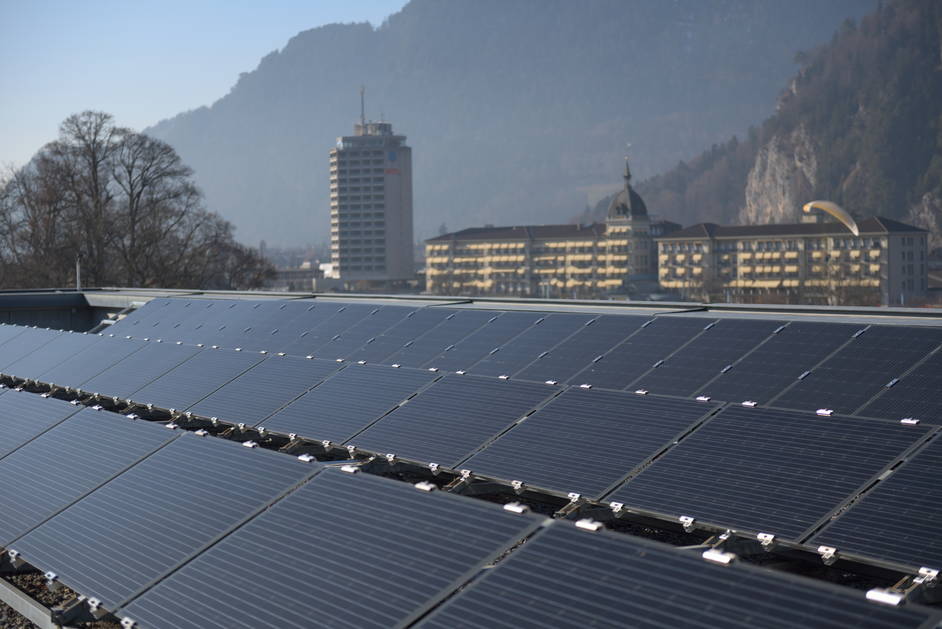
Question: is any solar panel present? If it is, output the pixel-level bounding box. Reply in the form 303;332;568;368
422;312;541;372
351;375;555;466
309;306;415;359
274;303;375;355
118;469;541;629
569;317;710;390
813;438;942;571
0;408;176;545
382;309;494;367
1;331;101;381
608;406;928;540
81;341;202;400
859;350;942;423
346;308;455;363
631;318;781;397
0;327;64;371
129;348;264;411
106;298;182;334
463;388;717;498
699;322;858;404
772;325;942;415
141;299;228;342
469;314;594;377
10;433;318;612
230;300;327;351
0;391;81;459
188;354;339;425
39;335;147;389
418;522;934;629
514;315;647;384
261;363;437;442
0;323;28;346
196;300;307;349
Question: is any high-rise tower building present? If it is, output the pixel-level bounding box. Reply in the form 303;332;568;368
329;94;414;283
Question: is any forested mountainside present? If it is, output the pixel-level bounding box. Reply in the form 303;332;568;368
146;0;871;245
600;0;942;251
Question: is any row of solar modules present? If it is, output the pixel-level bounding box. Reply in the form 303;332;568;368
102;297;942;420
1;320;942;573
0;390;936;629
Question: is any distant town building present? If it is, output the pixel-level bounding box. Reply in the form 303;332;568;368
425;158;678;297
329;95;414;285
656;216;929;305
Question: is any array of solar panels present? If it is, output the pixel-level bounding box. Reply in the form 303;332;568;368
0;297;940;626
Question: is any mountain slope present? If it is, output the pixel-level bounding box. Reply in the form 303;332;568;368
618;0;942;251
147;0;873;245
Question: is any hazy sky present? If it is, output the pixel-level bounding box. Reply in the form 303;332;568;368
0;0;407;168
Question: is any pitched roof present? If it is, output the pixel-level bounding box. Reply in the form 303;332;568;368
427;223;606;243
657;217;926;240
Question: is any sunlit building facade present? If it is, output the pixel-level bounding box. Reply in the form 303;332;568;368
656;217;929;305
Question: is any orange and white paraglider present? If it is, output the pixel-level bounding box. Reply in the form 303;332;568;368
802;200;859;236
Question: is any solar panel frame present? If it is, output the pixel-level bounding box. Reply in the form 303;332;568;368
349;374;557;466
0;390;82;460
630;318;782;397
417;521;936;629
9;433;319;612
187;354;340;426
261;363;439;442
1;331;102;381
513;314;649;384
771;325;942;415
568;316;711;390
117;469;543;629
468;313;595;377
128;347;265;411
381;309;495;368
421;311;542;372
461;387;719;498
607;405;929;540
0;407;178;546
696;322;859;404
79;341;202;400
811;437;942;571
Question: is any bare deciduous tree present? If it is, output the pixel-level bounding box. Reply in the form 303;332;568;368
0;111;273;290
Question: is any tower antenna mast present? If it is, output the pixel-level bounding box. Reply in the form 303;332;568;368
360;85;366;127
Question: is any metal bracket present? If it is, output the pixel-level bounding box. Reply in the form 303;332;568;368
756;532;776;550
817;545;838;565
414;481;437;492
915;567;939;587
702;549;737;565
510;480;526;494
575;518;603;532
503;502;530;515
679;515;696;533
865;588;904;606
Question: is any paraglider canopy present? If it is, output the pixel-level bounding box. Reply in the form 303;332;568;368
802;201;859;236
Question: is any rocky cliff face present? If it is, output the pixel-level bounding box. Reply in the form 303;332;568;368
906;192;942;254
740;125;817;224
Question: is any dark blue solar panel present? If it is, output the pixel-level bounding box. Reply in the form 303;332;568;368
423;312;541;372
172;300;260;345
118;470;541;629
309;306;415;359
631;318;781;397
40;336;147;389
0;408;176;545
469;314;594;377
382;309;494;367
418;522;933;629
273;303;375;355
350;375;555;466
0;327;63;371
859;351;942;423
187;355;339;425
813;438;942;570
106;298;188;335
700;322;858;404
0;391;80;459
569;317;710;390
11;433;318;611
772;326;942;415
464;388;717;498
262;364;438;442
228;300;323;351
81;342;203;400
346;308;455;363
197;300;310;349
2;332;101;381
129;348;264;411
514;315;647;384
609;406;928;540
0;324;28;347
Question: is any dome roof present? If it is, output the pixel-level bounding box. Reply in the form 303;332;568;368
607;186;648;219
